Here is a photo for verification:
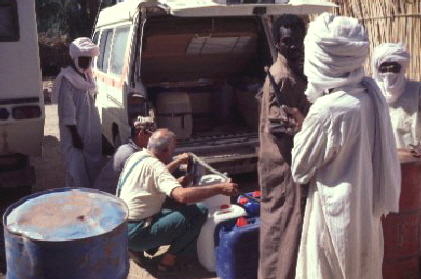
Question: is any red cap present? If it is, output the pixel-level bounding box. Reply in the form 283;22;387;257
238;197;248;205
236;217;248;227
220;204;230;210
253;191;261;198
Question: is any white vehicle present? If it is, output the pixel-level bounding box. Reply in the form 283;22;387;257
0;0;44;192
92;0;334;174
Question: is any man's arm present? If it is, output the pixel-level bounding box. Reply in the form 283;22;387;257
291;105;339;184
170;182;238;204
266;76;308;136
58;78;82;149
409;84;421;156
166;153;190;173
154;159;239;204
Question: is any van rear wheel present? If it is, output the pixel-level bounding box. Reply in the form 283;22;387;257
113;131;122;149
102;134;114;156
0;185;32;201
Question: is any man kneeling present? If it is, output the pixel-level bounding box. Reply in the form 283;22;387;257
117;129;238;274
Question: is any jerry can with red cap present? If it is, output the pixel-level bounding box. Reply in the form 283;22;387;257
237;191;261;217
215;216;260;279
197;204;246;272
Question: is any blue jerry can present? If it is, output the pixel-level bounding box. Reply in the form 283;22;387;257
237;191;261;217
215;216;260;279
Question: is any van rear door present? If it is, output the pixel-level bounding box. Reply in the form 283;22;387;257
159;0;336;17
134;0;335;175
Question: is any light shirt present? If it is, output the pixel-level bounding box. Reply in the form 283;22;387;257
93;140;140;194
56;75;101;187
388;81;421;148
292;84;400;279
118;149;181;220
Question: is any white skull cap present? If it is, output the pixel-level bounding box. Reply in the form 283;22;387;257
69;37;100;59
134;115;155;125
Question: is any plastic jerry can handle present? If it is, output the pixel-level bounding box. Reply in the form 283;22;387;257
214;205;246;222
253;191;261;197
238;197;248;205
236;217;248;227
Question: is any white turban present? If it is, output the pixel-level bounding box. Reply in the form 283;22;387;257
133;115;157;132
69;37;100;59
304;13;370;102
372;43;410;104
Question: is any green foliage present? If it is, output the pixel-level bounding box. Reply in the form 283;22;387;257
35;0;102;40
35;0;67;35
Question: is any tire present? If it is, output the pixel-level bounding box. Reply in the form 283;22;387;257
101;134;115;156
113;131;122;149
0;185;32;202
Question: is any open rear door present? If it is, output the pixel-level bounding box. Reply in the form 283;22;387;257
158;0;336;17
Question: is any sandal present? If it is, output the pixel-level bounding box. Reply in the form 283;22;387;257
156;261;197;277
145;247;159;257
128;249;148;266
156;263;177;276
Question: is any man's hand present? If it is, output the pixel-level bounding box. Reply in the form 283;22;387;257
167;153;192;174
177;174;194;187
174;153;191;165
280;105;305;135
219;182;239;196
409;142;421;158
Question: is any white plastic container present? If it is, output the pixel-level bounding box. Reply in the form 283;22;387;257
197;174;230;211
197;204;246;272
196;174;246;271
156;92;192;140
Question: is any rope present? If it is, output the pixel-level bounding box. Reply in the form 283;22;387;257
188;153;229;180
187;153;261;203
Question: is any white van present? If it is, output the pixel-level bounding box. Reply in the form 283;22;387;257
0;0;44;191
92;0;334;175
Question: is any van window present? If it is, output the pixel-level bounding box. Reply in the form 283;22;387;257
110;26;130;75
0;0;19;42
186;36;254;55
97;29;113;72
92;31;100;45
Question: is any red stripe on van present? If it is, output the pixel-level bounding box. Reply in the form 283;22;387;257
93;71;123;88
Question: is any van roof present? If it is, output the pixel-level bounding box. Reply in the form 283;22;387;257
96;0;336;28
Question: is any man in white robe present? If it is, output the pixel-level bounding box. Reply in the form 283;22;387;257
372;43;421;148
288;13;401;279
53;37;102;188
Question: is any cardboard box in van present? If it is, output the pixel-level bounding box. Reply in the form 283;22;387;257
92;0;335;175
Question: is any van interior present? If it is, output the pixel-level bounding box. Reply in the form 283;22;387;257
139;16;273;143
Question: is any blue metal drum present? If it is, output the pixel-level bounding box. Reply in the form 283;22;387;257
2;188;129;279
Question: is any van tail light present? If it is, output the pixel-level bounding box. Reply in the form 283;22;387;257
0;108;10;120
12;105;42;119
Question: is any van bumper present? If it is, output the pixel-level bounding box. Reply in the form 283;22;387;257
202;153;258;175
175;134;259;175
0;153;35;188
